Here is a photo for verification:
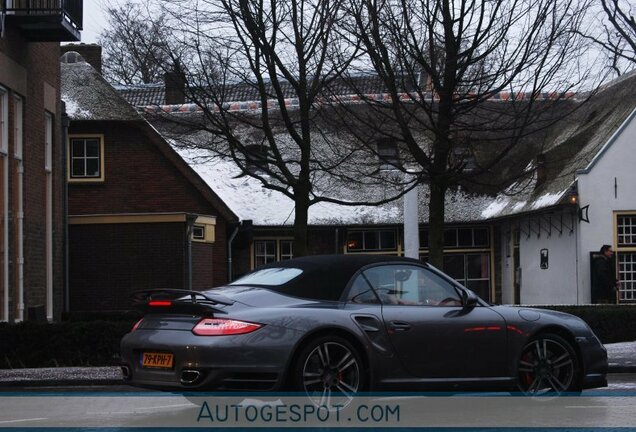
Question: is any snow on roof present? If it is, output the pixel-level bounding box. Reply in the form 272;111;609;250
172;145;404;225
61;52;141;122
169;141;504;226
481;196;511;219
531;191;568;210
63;97;92;120
115;71;636;226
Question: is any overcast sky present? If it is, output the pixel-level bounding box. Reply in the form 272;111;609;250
81;0;112;44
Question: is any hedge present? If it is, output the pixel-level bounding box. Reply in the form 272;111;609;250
0;305;634;368
531;304;636;344
0;320;134;369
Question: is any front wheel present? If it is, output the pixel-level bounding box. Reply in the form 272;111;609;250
517;333;580;395
293;335;365;406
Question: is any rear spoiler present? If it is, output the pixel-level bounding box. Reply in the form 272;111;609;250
131;289;233;315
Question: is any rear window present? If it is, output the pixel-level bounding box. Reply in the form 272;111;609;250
229;268;303;286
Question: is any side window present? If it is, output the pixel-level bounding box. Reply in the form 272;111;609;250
69;136;104;181
346;274;380;304
363;265;462;306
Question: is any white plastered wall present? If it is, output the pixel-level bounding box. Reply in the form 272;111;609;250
499;210;579;304
576;108;636;303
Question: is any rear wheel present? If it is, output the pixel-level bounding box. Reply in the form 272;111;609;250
293;335;365;406
517;333;580;395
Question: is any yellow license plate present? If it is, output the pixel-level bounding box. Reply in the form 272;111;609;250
141;352;174;369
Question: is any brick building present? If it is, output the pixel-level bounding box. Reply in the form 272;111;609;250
60;47;237;311
0;1;82;321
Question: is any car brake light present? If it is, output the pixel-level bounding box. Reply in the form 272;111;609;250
148;300;172;307
131;318;143;332
192;318;262;336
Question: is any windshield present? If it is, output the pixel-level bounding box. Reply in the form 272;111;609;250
229;267;303;286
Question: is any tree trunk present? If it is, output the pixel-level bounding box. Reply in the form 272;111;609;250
293;185;310;257
427;180;447;269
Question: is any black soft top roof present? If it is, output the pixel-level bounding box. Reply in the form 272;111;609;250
255;254;425;301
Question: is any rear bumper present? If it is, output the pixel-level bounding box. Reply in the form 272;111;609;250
120;326;301;391
120;362;284;391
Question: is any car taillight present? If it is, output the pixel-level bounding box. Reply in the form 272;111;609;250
131;318;143;332
192;318;262;336
148;300;172;307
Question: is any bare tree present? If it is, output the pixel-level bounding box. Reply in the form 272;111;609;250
156;0;410;256
590;0;636;74
99;2;170;85
342;0;596;267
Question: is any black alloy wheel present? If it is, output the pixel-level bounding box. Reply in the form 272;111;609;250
294;335;364;407
518;333;580;395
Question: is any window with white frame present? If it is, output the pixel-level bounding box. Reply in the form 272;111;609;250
13;96;23;160
617;215;636;247
191;217;216;243
192;225;205;240
254;239;294;267
69;136;103;180
45;112;53;172
0;87;7;155
616;214;636;302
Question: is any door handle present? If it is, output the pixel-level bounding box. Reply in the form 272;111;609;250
388;321;412;332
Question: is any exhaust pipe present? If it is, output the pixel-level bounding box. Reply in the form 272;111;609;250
180;369;202;385
121;365;131;380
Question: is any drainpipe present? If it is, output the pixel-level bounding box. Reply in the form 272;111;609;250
227;223;239;282
16;150;24;322
14;96;24;322
2;123;8;322
61;110;70;313
185;214;197;290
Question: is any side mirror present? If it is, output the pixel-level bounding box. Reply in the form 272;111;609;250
462;290;479;308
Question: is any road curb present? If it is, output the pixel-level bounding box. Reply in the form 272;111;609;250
608;365;636;373
0;364;634;388
0;379;123;388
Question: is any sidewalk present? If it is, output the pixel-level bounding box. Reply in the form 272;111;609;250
606;341;636;373
0;341;634;388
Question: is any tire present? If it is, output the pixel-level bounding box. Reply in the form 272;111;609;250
517;333;581;395
292;335;365;405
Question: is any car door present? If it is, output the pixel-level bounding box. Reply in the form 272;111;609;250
362;264;508;379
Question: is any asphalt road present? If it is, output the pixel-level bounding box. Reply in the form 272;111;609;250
1;373;635;392
1;377;636;429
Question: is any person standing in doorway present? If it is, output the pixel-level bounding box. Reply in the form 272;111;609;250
592;245;619;304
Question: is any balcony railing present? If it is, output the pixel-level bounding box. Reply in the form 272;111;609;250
3;0;83;41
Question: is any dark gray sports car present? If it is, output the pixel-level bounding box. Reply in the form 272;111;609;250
120;255;607;395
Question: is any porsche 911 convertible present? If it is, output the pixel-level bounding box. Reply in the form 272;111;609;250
120;255;607;395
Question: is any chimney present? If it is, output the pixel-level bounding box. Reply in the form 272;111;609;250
536;154;547;187
61;44;102;74
164;68;186;105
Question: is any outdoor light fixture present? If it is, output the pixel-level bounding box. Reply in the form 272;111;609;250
569;194;578;204
578;205;590;223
